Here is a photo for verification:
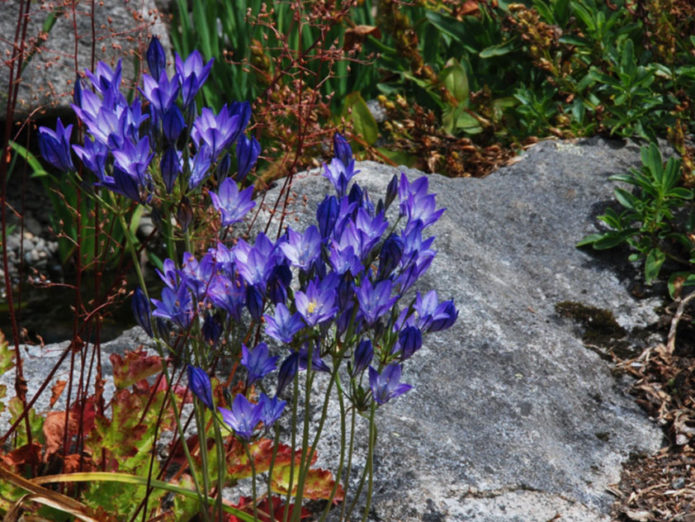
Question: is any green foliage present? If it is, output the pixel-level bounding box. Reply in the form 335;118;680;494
578;143;694;285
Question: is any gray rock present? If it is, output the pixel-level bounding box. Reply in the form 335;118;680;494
0;1;171;120
0;137;664;520
256;137;662;520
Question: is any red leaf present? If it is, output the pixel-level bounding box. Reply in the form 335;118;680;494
228;496;311;522
42;399;96;457
110;349;162;389
227;438;311;480
50;380;67;408
0;442;41;470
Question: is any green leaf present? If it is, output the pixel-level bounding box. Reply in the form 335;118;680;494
344;92;378;145
440;59;469;103
644;248;666;284
424;11;466;43
479;40;515;58
576;233;604;247
613;187;638;210
592;230;635;249
668;271;695;299
9;141;49;178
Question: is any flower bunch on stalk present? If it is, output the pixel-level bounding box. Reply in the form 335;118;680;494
38;36;457;521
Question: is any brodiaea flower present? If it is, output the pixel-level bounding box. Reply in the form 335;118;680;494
210;178;255;226
241;342;278;386
38;118;74;171
187;365;214;410
369;364;412;405
295;277;338;326
279;225;321;271
264;303;305;343
355;278;398;326
219;394;262;440
258;393;286;428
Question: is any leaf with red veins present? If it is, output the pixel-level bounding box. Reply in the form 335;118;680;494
110;349;162;389
270;464;344;502
227;438;314;480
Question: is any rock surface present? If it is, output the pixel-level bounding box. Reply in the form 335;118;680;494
0;0;171;120
0;137;664;520
258;137;664;520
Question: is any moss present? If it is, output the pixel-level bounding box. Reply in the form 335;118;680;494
555;301;638;359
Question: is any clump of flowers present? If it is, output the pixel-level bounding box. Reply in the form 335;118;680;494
36;37;457;521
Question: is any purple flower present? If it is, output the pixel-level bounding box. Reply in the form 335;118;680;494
377;234;404;280
84;60;123;98
156;258;179;290
187;365;214;410
206;273;246;320
352;339;373;376
140;70;180;120
131;287;153;337
146;36;167;79
323;157;357;198
369;364;412;405
73;137;108;179
258;393;286;428
161;146;181;193
355;278;397;326
110;136;154;201
241;343;279;386
162;106;185;143
414;290;458;332
175;50;213;108
234;234;278;289
180;252;216;299
192;105;242;158
279;226;321;271
264;303;305;343
39;118;74;171
246;284;265;321
210;178;256;226
202;313;222;345
394;325;422;360
277;352;299;395
333;133;353;167
188;145;213;189
398;174;444;228
236;134;261;180
151;283;194;328
219;394;262;440
295;277;338;326
316;195;339;239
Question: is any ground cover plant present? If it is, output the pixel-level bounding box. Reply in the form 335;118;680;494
0;33;457;520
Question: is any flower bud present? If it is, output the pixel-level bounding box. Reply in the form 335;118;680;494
236;134;260;181
316;195;338;239
187;365;214;410
333;132;352;166
397;325;422;360
131;287;153;337
146;36;167;80
161;146;181;194
352;339;373;376
162;106;185;143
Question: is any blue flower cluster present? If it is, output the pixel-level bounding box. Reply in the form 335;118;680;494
39;37;457;443
38;37;260;203
160;133;457;437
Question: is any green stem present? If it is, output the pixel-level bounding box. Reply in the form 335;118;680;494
282;374;300;522
319;373;348;521
361;405;377;522
339;407;358;521
244;440;259;521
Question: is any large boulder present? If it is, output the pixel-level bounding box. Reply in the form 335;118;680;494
0;0;171;121
258;137;663;520
0;137;664;520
